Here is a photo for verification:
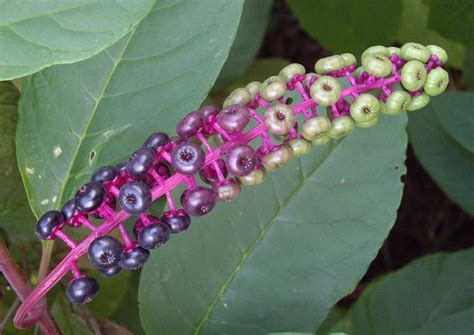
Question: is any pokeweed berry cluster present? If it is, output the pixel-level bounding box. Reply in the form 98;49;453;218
16;42;448;328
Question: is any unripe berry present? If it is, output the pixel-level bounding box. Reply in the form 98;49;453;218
427;45;448;63
181;187;217;216
262;145;293;171
362;54;392;77
259;76;286;101
315;55;345;74
355;116;379;128
279;63;305;83
340;53;356;67
401;60;427;92
350;94;380;123
327;116;353;139
74;182;106;213
225;144;257;177
36;210;64;240
361;45;390;58
302;115;331;141
401;42;430;63
223;88;251;107
213;180;241;202
288;138;312;157
171;142;205;175
388;47;401;57
424;68;449;96
385;91;411;115
66;276;99;304
245;81;261;100
217;104;250;133
407;93;430;111
264;103;296;135
310;76;341;106
238;168;266;186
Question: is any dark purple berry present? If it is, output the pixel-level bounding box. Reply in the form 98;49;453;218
88;236;123;269
199;105;220;124
225;144;257;177
116;162;127;173
36;210;64;240
216;104;250;133
138;222;171;249
176;111;203;138
180;187;217;216
61;199;76;225
171;142;205;175
143;132;169;151
160;210;191;233
74;182;106;213
127;147;155;179
119;181;152;215
120;246;150;270
91;165;117;184
66;276;99;304
199;159;228;184
98;264;123;277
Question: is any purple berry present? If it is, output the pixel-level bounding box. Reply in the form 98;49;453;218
160;210;191;233
225;144;257;177
74;182;106;213
120;246;150;270
91;165;117;184
143;132;169;151
176;111;203;138
119;181;152;215
98;264;122;277
199;159;228;184
216;104;250;133
138;222;171;249
199;105;220;124
180;187;217;216
88;236;123;269
36;210;64;240
61;199;76;225
66;276;99;304
171;142;205;175
127;147;155;179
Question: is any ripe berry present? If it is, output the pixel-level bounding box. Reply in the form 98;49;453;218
143;132;169;151
61;199;77;225
98;264;122;277
225;144;257;177
180;187;217;216
74;182;106;213
127;147;155;179
66;276;99;304
88;236;123;269
171;142;205;175
199;159;228;184
310;76;341;106
176;111;203;138
91;165;117;184
36;210;64;240
199;105;220;124
213;180;241;202
119;181;152;215
216;104;250;133
264;103;296;135
160;210;191;233
138;222;171;249
120;246;150;270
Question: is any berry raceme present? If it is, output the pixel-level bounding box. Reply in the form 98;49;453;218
24;43;448;315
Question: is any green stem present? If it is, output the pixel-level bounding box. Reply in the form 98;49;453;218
38;240;54;282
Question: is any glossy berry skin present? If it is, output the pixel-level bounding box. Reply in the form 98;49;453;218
181;187;217;216
171;142;205;175
88;236;123;269
238;168;266;186
407;93;430;111
177;111;203;138
120;246;150;270
213;180;241;202
98;264;122;277
91;165;117;184
216;104;250;133
127;147;155;179
143;132;169;151
61;199;77;225
199;105;220;129
138;222;171;249
225;144;257;177
160;210;191;233
36;210;64;240
66;276;99;304
199;159;228;184
74;182;106;213
119;181;152;215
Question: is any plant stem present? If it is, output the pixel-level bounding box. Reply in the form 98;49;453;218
38;240;54;282
0;298;20;332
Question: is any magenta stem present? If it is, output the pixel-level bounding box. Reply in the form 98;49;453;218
77;216;96;231
54;230;76;249
69;263;82;279
118;223;133;249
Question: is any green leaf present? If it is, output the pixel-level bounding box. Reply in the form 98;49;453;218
408;92;474;215
214;0;273;90
89;270;131;318
428;0;474;47
139;113;408;334
335;248;474;334
0;81;35;241
286;0;403;55
51;295;93;335
396;0;465;69
16;0;245;217
0;0;154;80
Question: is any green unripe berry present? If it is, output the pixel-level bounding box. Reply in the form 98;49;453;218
350;94;380;122
223;88;251;107
427;45;448;64
400;42;430;63
385;90;411;115
388;47;401;56
288;138;312;157
302;115;331;141
341;53;356;67
353;66;364;77
361;45;390;58
246;81;261;100
259;76;287;101
362;54;392;77
401;60;427;92
262;145;293;171
264;103;296;135
424;68;449;96
328;116;353;139
355;115;379;128
407;93;430;111
312;134;330;146
279;63;306;83
238;168;266;186
310;76;341;106
315;55;345;74
303;72;318;87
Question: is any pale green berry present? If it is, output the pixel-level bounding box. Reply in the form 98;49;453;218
385;90;411;115
302;115;331;141
279;63;306;83
238;168;266;186
259;76;287;101
288;138;312;157
361;45;390;58
362;54;392;77
424;67;449;96
246;81;261;100
355;115;379;128
388;47;401;56
303;72;318;87
427;45;448;64
223;87;251;107
400;42;430;63
401;60;427;92
341;53;356;67
310;76;341;106
327;116;353;139
262;145;293;171
314;55;345;74
350;94;380;122
380;100;387;115
407;93;430;111
264;103;296;135
353;66;364;77
312;134;330;146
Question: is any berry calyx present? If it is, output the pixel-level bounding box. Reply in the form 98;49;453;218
127;147;155;179
350;94;380;123
138;222;171;249
66;276;99;304
181;187;217;216
225;144;257;177
120;246;150;270
88;236;123;269
160;210;191;233
216;104;250;133
74;182;106;213
171;142;205;175
119;181;152;215
36;210;64;240
310;76;341;106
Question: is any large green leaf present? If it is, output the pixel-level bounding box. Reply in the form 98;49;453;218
408;92;474;215
0;0;154;80
52;295;93;335
139;113;408;334
286;0;403;55
0;81;35;241
331;248;474;334
16;0;244;217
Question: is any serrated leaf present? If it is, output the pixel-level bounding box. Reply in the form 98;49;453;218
16;0;244;217
408;92;474;215
139;113;407;334
334;248;474;334
0;0;154;80
52;295;93;335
